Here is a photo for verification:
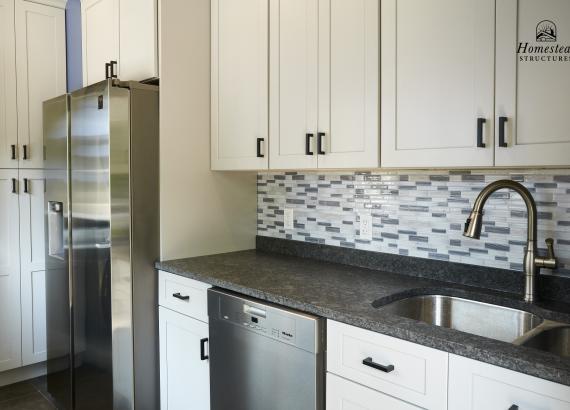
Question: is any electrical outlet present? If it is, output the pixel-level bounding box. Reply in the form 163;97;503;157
284;208;294;230
359;212;373;240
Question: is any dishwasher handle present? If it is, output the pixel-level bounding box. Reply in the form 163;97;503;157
243;304;266;318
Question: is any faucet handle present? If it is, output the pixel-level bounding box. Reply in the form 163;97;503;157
536;238;557;270
545;238;556;260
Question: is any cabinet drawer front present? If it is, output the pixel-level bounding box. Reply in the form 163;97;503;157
449;354;570;410
327;373;420;410
327;320;448;410
158;271;210;322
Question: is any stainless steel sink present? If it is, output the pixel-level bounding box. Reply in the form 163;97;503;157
519;325;570;357
376;294;543;343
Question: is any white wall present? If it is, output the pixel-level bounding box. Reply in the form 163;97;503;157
159;0;257;260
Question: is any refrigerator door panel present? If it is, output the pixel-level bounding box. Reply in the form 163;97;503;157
70;81;114;410
108;82;135;410
44;94;73;410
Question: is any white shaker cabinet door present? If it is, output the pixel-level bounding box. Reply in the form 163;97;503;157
495;0;570;166
211;0;269;170
269;0;319;169
317;0;379;169
0;170;21;372
381;0;495;168
19;170;47;366
449;354;570;410
159;307;210;410
81;0;119;86
119;0;158;81
0;0;18;169
15;0;66;169
326;373;421;410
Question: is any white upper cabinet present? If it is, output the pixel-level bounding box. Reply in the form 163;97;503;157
381;0;495;168
269;0;319;170
15;0;66;169
317;0;379;169
19;170;47;366
211;0;269;170
495;0;570;166
119;0;158;82
0;170;21;373
0;0;18;169
269;0;379;170
81;0;119;85
81;0;158;86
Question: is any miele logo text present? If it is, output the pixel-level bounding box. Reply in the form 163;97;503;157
518;20;570;63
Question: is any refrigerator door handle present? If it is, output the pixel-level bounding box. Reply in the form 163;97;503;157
47;201;64;259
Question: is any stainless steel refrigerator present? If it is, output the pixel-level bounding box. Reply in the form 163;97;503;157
43;79;159;410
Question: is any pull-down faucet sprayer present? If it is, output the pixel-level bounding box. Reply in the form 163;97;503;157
463;180;557;303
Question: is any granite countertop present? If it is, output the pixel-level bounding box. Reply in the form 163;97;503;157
156;249;570;386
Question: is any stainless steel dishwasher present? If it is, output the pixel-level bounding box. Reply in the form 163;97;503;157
208;288;325;410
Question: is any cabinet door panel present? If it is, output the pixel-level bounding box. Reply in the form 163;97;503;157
269;0;318;169
15;0;66;169
119;0;158;81
20;171;47;365
318;0;379;169
326;373;420;410
381;0;495;168
0;170;21;372
449;354;570;410
212;0;268;170
81;0;119;86
0;0;18;168
496;0;570;166
159;307;210;410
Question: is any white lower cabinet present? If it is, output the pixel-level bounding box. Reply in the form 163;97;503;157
327;320;449;410
0;170;21;373
327;373;420;410
158;271;211;410
448;354;570;410
19;170;46;365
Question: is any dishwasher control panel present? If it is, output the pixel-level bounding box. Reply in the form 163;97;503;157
208;288;321;353
221;297;297;345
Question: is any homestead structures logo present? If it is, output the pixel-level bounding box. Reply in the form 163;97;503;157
518;19;570;62
536;20;557;42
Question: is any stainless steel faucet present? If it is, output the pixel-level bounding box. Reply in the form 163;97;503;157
463;180;557;303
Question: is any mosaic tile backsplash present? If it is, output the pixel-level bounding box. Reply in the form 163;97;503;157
257;170;570;275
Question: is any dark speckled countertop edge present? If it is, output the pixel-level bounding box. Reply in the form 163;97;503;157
156;245;570;387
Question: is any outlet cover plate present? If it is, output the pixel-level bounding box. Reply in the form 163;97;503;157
359;212;373;240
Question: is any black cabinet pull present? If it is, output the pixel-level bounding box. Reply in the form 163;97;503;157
22;144;28;160
200;338;209;360
362;357;394;373
508;406;518;410
10;144;16;160
477;118;486;148
305;133;314;155
498;116;508;147
172;292;189;301
105;62;111;79
317;132;326;155
110;60;118;79
257;138;265;158
23;178;29;194
11;178;17;194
